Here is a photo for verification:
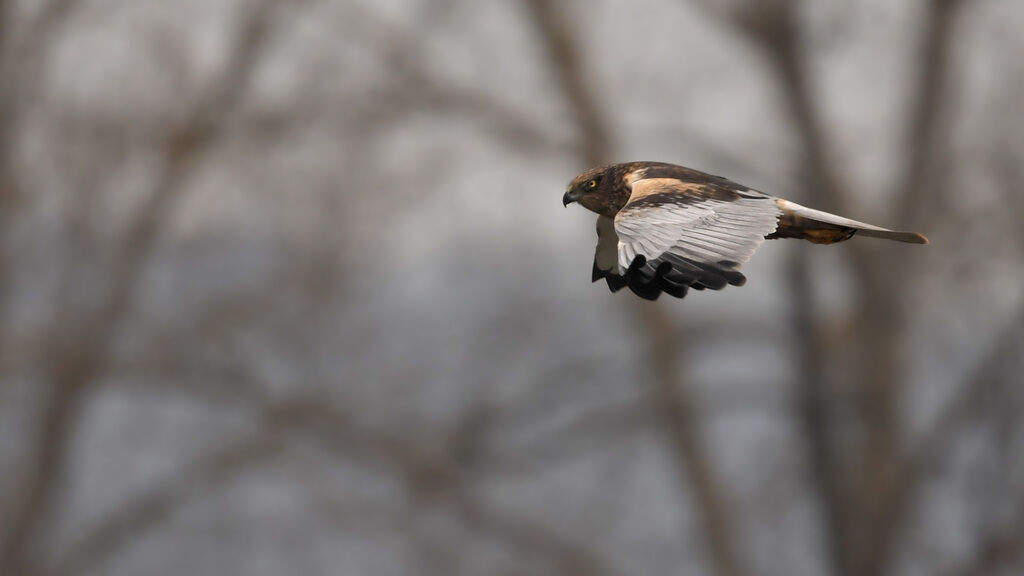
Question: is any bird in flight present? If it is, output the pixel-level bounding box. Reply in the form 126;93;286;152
563;161;927;300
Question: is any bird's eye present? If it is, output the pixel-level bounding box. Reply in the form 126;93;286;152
587;179;598;189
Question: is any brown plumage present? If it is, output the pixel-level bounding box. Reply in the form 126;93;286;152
563;161;928;301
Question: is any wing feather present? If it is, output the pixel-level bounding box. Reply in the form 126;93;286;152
607;176;782;299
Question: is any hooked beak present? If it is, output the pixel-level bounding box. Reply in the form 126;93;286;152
562;190;579;207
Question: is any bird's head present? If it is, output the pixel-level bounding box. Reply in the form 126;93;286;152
563;165;617;214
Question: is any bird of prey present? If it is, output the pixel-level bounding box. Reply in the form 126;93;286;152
562;161;928;300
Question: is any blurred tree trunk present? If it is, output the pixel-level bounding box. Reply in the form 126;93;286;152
0;1;83;571
524;3;742;576
719;1;966;575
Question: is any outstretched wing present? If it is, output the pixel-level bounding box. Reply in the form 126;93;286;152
592;176;781;300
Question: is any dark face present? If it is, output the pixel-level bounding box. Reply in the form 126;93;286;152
562;165;621;216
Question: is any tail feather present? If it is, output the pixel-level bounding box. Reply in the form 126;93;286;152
771;200;928;245
853;228;929;244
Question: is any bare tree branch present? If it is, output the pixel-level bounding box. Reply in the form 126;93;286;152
520;0;612;167
0;2;286;572
0;0;83;377
895;0;967;228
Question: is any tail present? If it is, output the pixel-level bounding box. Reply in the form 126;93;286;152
767;199;929;245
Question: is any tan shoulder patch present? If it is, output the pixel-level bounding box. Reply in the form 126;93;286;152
628;178;708;204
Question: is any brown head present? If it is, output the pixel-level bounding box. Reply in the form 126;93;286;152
562;164;635;217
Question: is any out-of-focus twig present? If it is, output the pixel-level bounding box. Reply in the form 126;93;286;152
903;303;1024;491
481;401;649;476
1;0;79;65
346;3;564;155
942;488;1024;576
265;397;620;576
46;433;282;576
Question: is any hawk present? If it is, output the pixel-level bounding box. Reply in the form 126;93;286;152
563;161;928;300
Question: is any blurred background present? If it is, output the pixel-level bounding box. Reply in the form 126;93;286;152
1;1;1023;575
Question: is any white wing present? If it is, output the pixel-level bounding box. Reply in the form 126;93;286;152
604;177;781;298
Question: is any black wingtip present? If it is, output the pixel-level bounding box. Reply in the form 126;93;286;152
596;254;750;301
659;278;689;298
605;274;628;292
629;254;647;270
628;282;662;301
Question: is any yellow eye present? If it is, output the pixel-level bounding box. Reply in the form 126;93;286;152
587;179;597;189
